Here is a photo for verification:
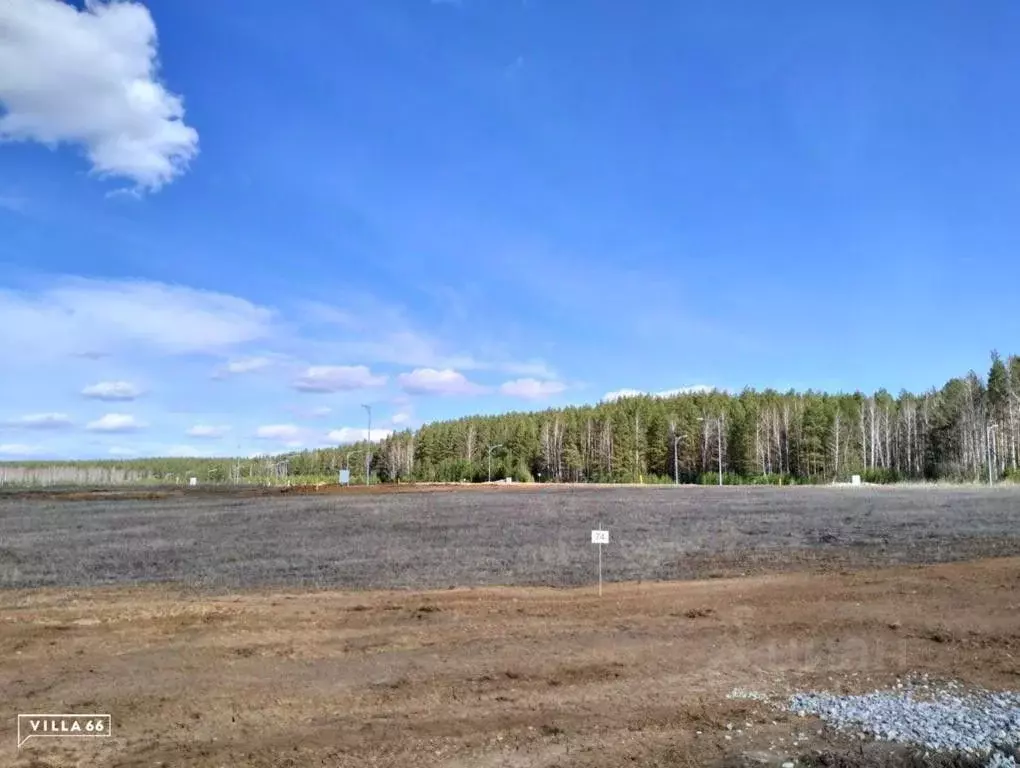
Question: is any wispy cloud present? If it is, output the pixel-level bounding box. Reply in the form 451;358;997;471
602;385;713;402
293;365;387;393
0;0;198;191
300;298;550;377
213;356;274;379
0;443;40;456
326;427;393;444
186;425;231;439
397;368;485;396
499;378;567;399
0;275;561;458
492;244;752;355
3;277;548;393
0;278;275;363
85;413;147;433
81;381;144;401
1;412;73;430
255;424;302;442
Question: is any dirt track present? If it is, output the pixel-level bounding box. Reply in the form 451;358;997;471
3;557;1020;767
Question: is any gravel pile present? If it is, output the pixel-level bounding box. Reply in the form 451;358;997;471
788;679;1020;765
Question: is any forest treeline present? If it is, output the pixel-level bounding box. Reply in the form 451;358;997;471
4;353;1019;487
360;351;1020;485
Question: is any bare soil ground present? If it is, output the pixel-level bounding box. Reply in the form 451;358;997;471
2;486;1019;766
2;557;1020;767
2;486;1020;590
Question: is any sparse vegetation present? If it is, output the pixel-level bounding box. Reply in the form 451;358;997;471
2;485;1019;591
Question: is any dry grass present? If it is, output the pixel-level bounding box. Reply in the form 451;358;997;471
2;485;1020;591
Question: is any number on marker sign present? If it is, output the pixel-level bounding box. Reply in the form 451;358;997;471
591;530;609;545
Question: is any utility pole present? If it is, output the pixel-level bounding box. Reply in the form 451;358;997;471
362;404;372;486
988;423;998;486
673;434;683;486
487;444;503;483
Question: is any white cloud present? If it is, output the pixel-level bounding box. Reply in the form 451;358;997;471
0;443;40;456
0;0;198;191
397;368;485;396
214;356;273;378
2;412;73;429
499;360;557;379
499;378;567;400
602;385;713;402
326;427;393;445
186;424;230;439
313;333;480;373
3;277;546;391
86;413;147;432
656;385;714;397
81;380;144;401
293;365;387;393
301;299;549;377
0;278;274;361
391;411;411;425
255;424;302;441
287;405;334;419
602;388;644;402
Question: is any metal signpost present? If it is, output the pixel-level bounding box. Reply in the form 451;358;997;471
591;526;609;596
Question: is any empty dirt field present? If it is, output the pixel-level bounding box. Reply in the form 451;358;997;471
1;485;1020;767
2;485;1020;590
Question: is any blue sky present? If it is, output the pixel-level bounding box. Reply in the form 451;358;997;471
2;0;1019;460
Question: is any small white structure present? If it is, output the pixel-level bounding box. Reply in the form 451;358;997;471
851;474;862;486
188;476;198;487
591;528;609;597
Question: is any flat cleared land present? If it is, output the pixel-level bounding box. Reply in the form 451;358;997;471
1;486;1019;767
2;485;1020;590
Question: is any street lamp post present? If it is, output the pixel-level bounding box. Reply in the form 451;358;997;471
362;404;372;486
487;444;504;483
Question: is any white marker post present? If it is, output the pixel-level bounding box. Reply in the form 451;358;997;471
591;526;609;596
